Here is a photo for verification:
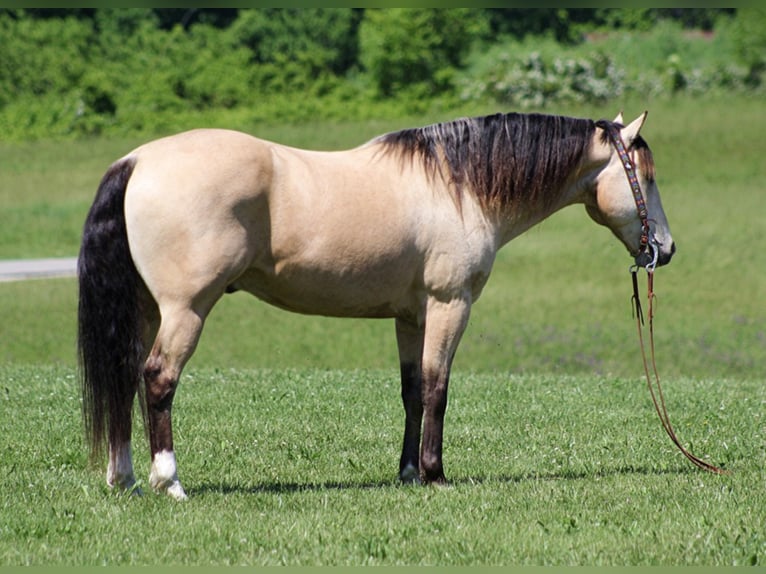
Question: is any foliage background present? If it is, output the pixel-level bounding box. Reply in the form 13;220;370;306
1;8;764;141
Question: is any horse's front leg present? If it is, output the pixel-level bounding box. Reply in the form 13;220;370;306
419;296;470;484
395;318;425;483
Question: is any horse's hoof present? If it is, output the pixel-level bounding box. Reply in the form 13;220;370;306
399;463;421;484
149;450;187;500
422;474;449;487
151;477;188;501
165;481;188;501
107;475;143;496
109;484;143;497
124;483;144;497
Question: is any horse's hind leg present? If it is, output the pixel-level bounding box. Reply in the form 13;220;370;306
106;394;139;493
106;296;159;495
143;303;207;500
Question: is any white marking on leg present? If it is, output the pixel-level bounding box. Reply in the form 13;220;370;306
150;449;187;501
107;441;142;495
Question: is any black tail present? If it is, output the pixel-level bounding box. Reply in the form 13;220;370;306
78;157;143;460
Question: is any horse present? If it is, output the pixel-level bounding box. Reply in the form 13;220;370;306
78;110;675;500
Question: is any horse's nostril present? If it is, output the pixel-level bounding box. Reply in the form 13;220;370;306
659;241;677;266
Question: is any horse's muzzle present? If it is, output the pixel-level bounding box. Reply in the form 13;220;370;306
658;240;677;267
635;241;676;268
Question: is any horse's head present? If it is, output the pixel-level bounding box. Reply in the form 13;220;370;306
586;112;675;268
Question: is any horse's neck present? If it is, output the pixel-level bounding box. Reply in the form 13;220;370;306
494;175;592;248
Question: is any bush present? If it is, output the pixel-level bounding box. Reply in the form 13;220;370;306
460;51;625;108
231;9;360;90
0;9;761;142
459;16;761;109
171;25;254;109
359;9;488;97
0;12;92;106
727;8;766;87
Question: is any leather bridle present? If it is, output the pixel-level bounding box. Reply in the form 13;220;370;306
600;121;659;271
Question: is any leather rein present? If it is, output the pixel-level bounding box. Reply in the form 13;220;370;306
603;122;727;475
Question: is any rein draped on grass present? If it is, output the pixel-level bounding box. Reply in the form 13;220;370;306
631;268;728;475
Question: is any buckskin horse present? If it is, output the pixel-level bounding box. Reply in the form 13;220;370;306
78;111;674;499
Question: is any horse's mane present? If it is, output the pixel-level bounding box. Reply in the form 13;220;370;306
376;113;656;213
375;112;596;212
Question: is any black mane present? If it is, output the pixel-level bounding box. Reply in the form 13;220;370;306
376;112;598;212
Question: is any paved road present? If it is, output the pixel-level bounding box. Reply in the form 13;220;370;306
0;257;78;282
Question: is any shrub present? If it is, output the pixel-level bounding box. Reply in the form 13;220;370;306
0;12;92;106
172;25;254;110
727;8;766;87
0;9;761;142
231;8;360;92
460;51;625;108
359;9;489;97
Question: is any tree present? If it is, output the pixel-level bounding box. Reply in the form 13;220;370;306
729;8;766;86
359;9;489;97
231;9;361;77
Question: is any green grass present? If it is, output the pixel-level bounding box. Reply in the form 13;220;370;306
1;94;764;565
1;364;763;565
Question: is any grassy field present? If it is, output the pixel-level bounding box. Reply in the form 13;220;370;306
1;94;764;565
1;365;763;565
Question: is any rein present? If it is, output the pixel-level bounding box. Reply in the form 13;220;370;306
605;123;728;476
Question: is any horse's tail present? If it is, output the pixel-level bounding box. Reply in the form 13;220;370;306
77;156;144;460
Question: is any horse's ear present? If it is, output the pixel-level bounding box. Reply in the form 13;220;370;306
613;111;624;124
621;111;647;145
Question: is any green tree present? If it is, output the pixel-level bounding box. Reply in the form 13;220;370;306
729;8;766;86
359;9;489;97
231;9;360;79
0;11;92;105
93;7;157;37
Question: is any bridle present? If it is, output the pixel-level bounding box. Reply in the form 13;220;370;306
601;121;727;476
599;120;659;271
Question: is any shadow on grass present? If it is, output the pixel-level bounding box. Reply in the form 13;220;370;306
187;463;697;498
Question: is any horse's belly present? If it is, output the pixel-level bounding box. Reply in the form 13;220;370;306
231;264;421;320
